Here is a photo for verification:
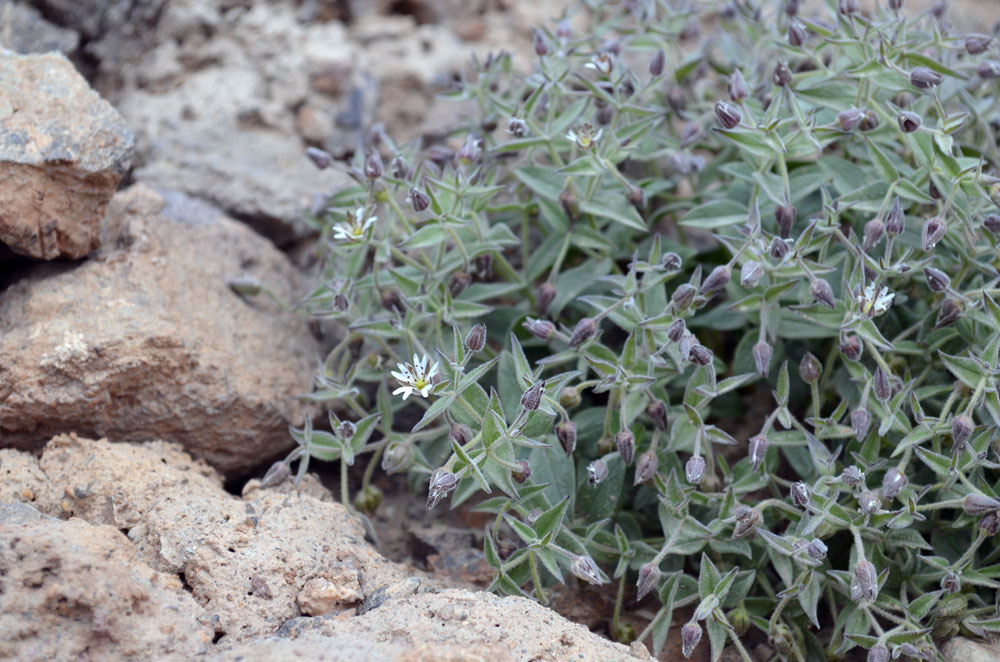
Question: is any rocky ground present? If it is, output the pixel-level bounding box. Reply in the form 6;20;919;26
1;0;999;661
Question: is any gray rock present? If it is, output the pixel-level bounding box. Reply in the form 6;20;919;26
0;501;47;524
0;1;80;54
0;51;132;259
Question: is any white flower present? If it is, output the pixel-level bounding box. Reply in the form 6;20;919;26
332;208;377;242
856;282;894;318
391;353;440;400
566;123;603;150
585;53;614;76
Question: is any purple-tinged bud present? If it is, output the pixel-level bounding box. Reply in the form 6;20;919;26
457;135;480;164
851;560;878;602
260;460;291;488
559;387;581;409
306;146;332;170
570;555;605;585
646;399;668;431
749;434;768;472
409;187;431;212
868;644;890;662
680;122;700;146
715;101;742;129
807;538;828;560
390;155;410;180
910;67;943;89
381;441;414;474
963;493;1000;515
685;456;706;484
978;61;1000;80
667;87;687;114
512;460;531;484
701;265;731;294
967;34;994;54
882;468;906;499
929;179;942;200
520;381;545;411
535;282;557;315
533;29;549;56
873;367;891;403
858;109;879;131
888;0;904;7
667;318;687;342
449;271;471;296
842;465;865;487
979;512;1000;535
732;505;762;538
885;197;904;236
569;317;597;347
740;261;763;288
364;150;383;179
588;459;609;485
940;573;960;593
852;408;872;442
559;189;578;221
897;111;922;133
841;335;863;362
984;214;1000;233
381;290;405;313
662;252;682;271
333;293;349;313
337;419;356;440
452;423;473;446
799;352;821;384
465;323;487;352
791;481;810;508
935;299;962;328
681;623;702;659
953;414;975;448
859;490;881;515
788;21;807;47
753;341;773;378
427;469;459;509
922;217;946;251
728;70;749;102
523;317;555;340
649;49;665;77
636;562;661;601
863;219;885;253
635;450;659;485
775;205;797;238
839;0;859;13
811;279;836;309
769;237;789;259
555;19;572;40
508;117;529;138
678;333;695;362
672;284;696;309
838;108;865;131
773;61;792;87
690;344;713;366
556;421;577;456
627;185;646;212
616;430;636;466
924;267;950;292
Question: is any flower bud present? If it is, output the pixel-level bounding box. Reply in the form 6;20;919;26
769;237;789;259
929;179;942;200
868;644;890;662
364;150;383;179
635;450;659;485
681;622;702;659
859;489;881;515
788;21;807;47
465;323;487;352
953;414;975;449
964;493;1000;515
851;560;878;602
535;282;557;315
978;61;1000;80
773;60;792;86
923;267;950;293
874;366;892;402
852;408;872;442
785;0;801;15
588;459;609;485
728;70;749;102
260;460;291;488
810;279;836;309
646;399;668;431
337;419;356;440
888;0;903;8
616;430;636;466
632;563;662;606
649;49;665;77
533;29;548;56
512;460;531;484
838;108;865;131
390;154;410;180
841;465;865;487
910;67;943;89
770;623;794;655
570;555;605;585
449;270;471;296
775;204;797;238
306;146;332;170
457;135;480;164
672;283;697;309
935;298;962;328
897;111;921;133
626;184;646;212
979;512;1000;535
839;0;859;13
690;344;713;366
806;538;828;560
940;572;960;594
559;387;581;410
333;292;350;313
740;261;763;288
732;505;762;538
701;265;731;294
714;101;741;129
661;252;682;271
863;219;884;253
836;337;861;364
984;214;1000;234
427;469;459;509
451;423;473;446
520;381;545;411
409;187;431;212
799;352;821;384
569;317;597;347
885;196;905;236
685;456;706;484
882;468;907;499
556;421;577;456
667;87;687;114
922;217;946;251
381;441;414;474
667;318;686;342
749;434;768;472
752;341;773;378
559;188;578;221
791;481;810;508
523;317;555;340
507;117;528;138
380;290;405;313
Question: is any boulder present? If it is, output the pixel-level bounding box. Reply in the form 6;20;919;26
0;185;318;476
0;51;132;259
0;1;80;54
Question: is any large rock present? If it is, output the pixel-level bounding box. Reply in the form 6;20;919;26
0;506;213;661
0;51;132;259
0;1;80;54
0;184;318;476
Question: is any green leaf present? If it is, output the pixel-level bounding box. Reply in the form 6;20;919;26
579;192;647;231
798;571;822;629
777;360;790;407
515;166;566;202
680;199;747;229
698;552;722;597
939;352;985;389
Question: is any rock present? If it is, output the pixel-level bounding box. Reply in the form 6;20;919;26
0;449;57;514
0;51;132;259
942;637;1000;662
0;185;318;476
0;512;212;661
0;1;80;54
297;565;364;616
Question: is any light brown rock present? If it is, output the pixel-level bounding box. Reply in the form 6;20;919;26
942;637;1000;662
0;509;212;662
297;565;363;616
0;51;132;259
0;185;318;476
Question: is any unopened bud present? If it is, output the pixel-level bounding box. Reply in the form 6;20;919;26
681;622;702;659
868;644;890;662
512;460;531;484
811;279;836;309
769;237;789;259
390;155;410;180
985;214;1000;233
978;60;1000;80
667;87;687;114
924;267;950;292
979;512;1000;535
701;265;731;294
965;34;993;54
636;562;661;601
863;219;884;253
935;298;962;328
940;572;960;593
364;150;383;179
964;493;1000;515
381;441;414;474
409;187;431;212
523;317;555;340
910;67;943;89
852;408;872;441
533;29;549;56
882;468;906;499
791;481;810;508
952;414;975;448
569;317;598;347
897;111;922;133
635;450;659;485
922;217;946;251
841;335;863;362
839;0;859;13
535;282;557;315
690;344;713;366
427;469;459;509
661;252;682;271
888;0;903;8
752;341;773;377
859;489;881;515
929;179;942;200
749;434;768;471
773;60;792;86
465;323;487;352
556;421;577;456
449;270;471;296
806;538;828;560
649;49;665;76
685;456;706;484
588;459;609;485
667;318;686;342
740;261;763;288
337;419;356;440
714;101;741;129
838;108;865;131
850;560;878;602
672;283;696;309
507;117;529;138
626;184;646;212
775;205;797;238
451;424;473;446
616;430;636;466
520;381;545;411
788;21;806;47
306;146;332;169
333;292;349;313
260;460;291;488
886;196;905;236
457;135;480;164
646;399;668;430
874;366;891;402
559;189;579;221
728;70;748;102
799;352;821;384
732;505;762;538
559;387;581;409
841;465;865;487
570;555;605;585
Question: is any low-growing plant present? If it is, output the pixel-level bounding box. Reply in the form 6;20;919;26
269;1;1000;659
